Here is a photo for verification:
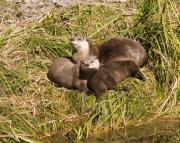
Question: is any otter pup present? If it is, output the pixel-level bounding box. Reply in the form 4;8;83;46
80;59;139;99
47;56;100;92
79;56;100;80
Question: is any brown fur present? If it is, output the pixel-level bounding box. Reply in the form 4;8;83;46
87;39;99;56
97;37;148;67
71;38;98;63
86;60;139;99
47;57;88;92
72;37;148;67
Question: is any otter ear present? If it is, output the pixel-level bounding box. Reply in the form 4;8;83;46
80;61;85;66
86;38;93;48
70;37;74;41
92;56;98;60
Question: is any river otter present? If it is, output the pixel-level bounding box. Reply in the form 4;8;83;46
70;37;147;67
70;36;147;81
80;59;139;99
47;56;100;93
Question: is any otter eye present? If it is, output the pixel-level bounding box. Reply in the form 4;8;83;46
81;63;85;66
77;37;82;41
70;38;74;41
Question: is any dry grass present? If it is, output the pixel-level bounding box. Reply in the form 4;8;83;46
0;0;179;142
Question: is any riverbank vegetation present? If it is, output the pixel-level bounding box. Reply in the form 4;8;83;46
0;0;179;142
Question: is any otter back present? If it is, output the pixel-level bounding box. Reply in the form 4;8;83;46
97;37;148;67
47;57;88;92
87;60;139;99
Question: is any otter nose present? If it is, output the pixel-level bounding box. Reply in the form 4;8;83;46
70;38;74;41
84;64;89;67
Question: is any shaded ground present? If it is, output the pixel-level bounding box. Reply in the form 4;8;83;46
43;117;180;143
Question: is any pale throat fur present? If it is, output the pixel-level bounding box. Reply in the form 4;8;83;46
72;40;90;63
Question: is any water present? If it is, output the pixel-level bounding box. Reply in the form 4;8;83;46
42;117;180;143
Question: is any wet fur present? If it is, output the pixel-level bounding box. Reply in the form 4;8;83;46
47;57;88;92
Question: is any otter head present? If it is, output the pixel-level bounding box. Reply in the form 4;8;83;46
79;56;100;80
70;36;90;53
80;56;100;71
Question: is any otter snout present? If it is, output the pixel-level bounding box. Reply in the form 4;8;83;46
80;56;100;70
84;64;89;67
70;37;75;41
80;62;89;68
84;63;89;68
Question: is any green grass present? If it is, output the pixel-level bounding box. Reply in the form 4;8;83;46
0;0;179;142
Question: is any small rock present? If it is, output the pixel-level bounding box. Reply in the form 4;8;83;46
4;20;13;26
52;0;63;8
119;0;127;2
2;8;13;13
15;0;23;3
106;0;128;3
38;2;45;8
16;11;23;17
